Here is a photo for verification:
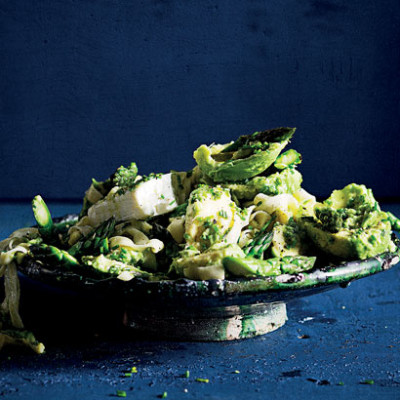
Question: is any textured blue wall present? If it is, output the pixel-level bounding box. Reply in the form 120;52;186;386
1;0;399;199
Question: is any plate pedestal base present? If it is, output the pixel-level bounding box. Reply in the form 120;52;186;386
124;302;287;341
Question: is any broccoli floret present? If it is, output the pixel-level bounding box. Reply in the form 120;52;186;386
315;206;360;233
112;162;138;190
80;163;139;217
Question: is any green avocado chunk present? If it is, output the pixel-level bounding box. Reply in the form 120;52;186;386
274;149;302;170
271;222;303;258
222;167;302;200
301;219;393;260
300;183;396;260
170;244;245;280
82;254;150;278
193;127;295;182
223;255;316;277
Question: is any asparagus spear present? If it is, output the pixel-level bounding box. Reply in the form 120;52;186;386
29;244;79;268
32;195;54;238
387;211;400;232
243;217;276;259
68;217;115;257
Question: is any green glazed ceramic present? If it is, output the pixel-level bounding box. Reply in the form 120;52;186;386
16;215;400;340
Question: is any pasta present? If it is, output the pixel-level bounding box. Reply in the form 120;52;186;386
0;126;399;352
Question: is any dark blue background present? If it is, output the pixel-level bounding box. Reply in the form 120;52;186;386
1;0;399;200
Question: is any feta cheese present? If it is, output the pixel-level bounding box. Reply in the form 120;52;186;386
88;173;179;225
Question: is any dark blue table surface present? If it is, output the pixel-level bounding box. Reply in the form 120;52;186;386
1;0;400;200
0;202;399;399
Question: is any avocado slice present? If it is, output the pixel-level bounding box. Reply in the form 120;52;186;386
223;255;316;277
301;218;394;260
274;149;302;170
271;223;302;258
300;184;396;260
223;256;281;277
222;167;303;200
193;127;295;182
171;244;246;280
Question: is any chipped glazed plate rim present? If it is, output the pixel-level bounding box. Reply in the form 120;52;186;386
15;214;400;340
16;214;400;307
17;249;400;341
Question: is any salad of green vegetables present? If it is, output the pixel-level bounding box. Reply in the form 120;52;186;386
1;127;399;353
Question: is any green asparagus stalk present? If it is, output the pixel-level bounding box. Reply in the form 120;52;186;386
32;195;54;238
387;211;400;232
68;218;115;257
243;217;276;259
30;244;79;268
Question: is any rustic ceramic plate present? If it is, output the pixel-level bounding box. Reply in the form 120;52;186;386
17;215;400;341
